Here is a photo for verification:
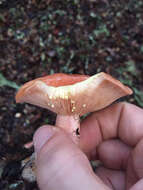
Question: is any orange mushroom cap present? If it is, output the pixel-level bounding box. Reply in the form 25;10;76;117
16;72;133;116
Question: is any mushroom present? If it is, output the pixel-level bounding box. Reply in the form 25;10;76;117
16;72;132;143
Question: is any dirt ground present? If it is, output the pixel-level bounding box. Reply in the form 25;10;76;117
0;0;143;189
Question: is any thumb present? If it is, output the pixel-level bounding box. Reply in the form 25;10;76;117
33;125;110;190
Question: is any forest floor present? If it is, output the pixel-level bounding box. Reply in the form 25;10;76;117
0;0;143;189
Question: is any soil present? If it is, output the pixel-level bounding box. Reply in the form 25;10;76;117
0;0;143;189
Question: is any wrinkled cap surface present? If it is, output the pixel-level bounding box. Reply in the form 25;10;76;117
16;72;133;116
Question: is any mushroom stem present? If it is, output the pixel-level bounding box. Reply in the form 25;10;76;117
55;114;80;144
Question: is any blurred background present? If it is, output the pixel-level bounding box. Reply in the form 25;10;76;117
0;0;143;189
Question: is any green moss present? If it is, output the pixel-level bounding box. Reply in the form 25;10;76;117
0;73;20;90
93;24;110;37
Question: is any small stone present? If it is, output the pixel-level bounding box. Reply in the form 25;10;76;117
7;28;14;37
15;113;21;118
48;50;56;57
23;109;28;114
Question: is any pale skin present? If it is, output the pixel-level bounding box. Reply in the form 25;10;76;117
33;102;143;190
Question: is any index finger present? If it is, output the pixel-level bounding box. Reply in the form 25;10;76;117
80;102;143;156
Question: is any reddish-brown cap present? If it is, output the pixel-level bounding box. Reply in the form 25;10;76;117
16;72;133;116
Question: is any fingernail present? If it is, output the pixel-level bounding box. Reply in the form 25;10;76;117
33;125;55;153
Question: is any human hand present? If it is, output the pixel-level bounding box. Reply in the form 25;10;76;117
33;103;143;190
